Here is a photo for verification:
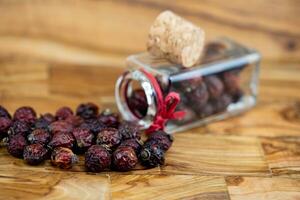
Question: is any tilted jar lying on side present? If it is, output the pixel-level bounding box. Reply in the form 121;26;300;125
115;38;261;133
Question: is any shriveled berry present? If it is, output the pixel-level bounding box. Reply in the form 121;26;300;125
65;115;84;128
98;109;120;128
7;134;28;158
0;105;11;119
128;89;148;118
48;132;75;149
119;139;143;154
55;106;73;120
72;128;94;151
212;93;232;113
85;145;111;172
0;117;12;138
148;130;173;151
112;146;138;171
49;120;73;135
27;129;51;145
41;113;55;124
185;82;209;112
13;106;37;125
51;147;78;169
76;102;99;119
118;121;141;140
196;102;214;118
96;128;121;150
221;71;240;95
139;143;165;168
80;118;105;135
23;144;48;165
204;75;224;100
8;121;31;138
34;117;50;130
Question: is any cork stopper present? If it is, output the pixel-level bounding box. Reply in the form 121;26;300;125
147;11;205;68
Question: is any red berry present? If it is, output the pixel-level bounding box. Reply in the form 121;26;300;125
23;144;48;165
112;146;138;171
0;105;11;119
204;75;224;100
85;145;111;172
65;115;84;128
8;121;31;138
27;129;51;145
221;71;240;96
7;134;28;158
55;107;73;120
139;142;165;168
72;128;94;151
148;131;173;151
49;120;73;135
127;89;148;118
212;93;232;113
48;132;75;149
41;113;55;124
119;139;143;154
0;117;12;138
96;128;121;150
118;121;141;140
98;109;120;128
13;106;37;125
51;147;78;169
76;103;99;119
80;118;105;135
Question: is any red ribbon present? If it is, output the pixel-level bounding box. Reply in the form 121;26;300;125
140;69;185;134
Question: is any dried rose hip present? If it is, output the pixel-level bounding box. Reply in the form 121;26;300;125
119;139;143;154
96;128;121;150
221;71;240;96
51;147;78;169
0;117;12;138
196;102;214;118
27;129;51;145
128;89;148;118
118;121;141;140
49;120;73;135
55;106;73;120
212;93;232;113
76;102;99;119
13;106;37;125
72;127;94;151
112;146;138;171
8;121;31;138
65;115;84;128
23;144;48;165
34;117;50;130
185;82;209;112
41;113;55;124
139;143;165;168
85;145;111;172
80;118;105;135
204;75;224;100
98;109;120;128
48;132;75;149
7;134;28;158
148;130;173;151
0;105;11;119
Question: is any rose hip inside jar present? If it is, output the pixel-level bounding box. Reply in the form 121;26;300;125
115;38;261;133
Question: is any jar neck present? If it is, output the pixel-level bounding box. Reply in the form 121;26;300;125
115;69;158;129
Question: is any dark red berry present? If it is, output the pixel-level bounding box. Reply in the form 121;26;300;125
13;106;37;125
196;102;214;118
41;113;55;124
34;117;50;130
8;121;31;138
127;89;148;118
72;128;94;151
204;75;224;100
212;93;232;113
55;106;73;120
27;129;51;145
98;109;120;128
96;128;121;150
76;102;99;119
118;121;141;140
139;143;165;168
221;71;240;96
112;146;138;171
0;105;11;119
85;145;111;172
185;82;209;112
23;144;48;165
7;134;28;158
51;147;78;169
49;120;73;135
80;118;105;135
119;139;143;154
65;115;84;128
0;117;12;138
48;132;75;149
148;131;173;151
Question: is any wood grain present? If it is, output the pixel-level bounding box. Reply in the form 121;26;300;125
226;176;300;200
111;175;229;200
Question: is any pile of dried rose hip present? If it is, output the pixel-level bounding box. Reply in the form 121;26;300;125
0;103;173;172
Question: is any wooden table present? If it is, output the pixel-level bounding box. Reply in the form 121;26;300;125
0;1;299;199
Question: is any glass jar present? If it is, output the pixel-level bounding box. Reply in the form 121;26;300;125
115;38;261;133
